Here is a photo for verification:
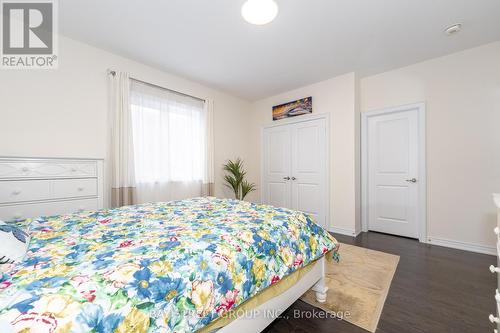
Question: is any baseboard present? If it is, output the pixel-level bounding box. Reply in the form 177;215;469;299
428;237;496;256
330;226;358;237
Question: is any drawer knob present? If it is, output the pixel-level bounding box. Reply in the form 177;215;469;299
489;314;499;324
13;214;22;220
21;167;29;172
78;206;85;212
77;187;84;192
71;168;77;172
490;265;500;274
12;190;21;195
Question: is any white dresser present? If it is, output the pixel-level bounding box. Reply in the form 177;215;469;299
490;193;500;332
0;157;104;222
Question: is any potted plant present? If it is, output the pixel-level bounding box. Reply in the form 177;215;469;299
223;158;256;200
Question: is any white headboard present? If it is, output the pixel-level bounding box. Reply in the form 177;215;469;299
0;157;104;222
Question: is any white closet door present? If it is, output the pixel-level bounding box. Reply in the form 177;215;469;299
262;117;327;229
290;119;327;228
262;125;291;208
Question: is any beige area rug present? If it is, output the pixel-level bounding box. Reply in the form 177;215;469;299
301;243;399;332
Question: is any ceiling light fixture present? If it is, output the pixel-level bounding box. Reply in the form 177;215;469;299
242;0;279;25
444;23;462;36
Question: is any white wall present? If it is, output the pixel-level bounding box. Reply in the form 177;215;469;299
0;36;252;204
248;42;500;252
361;41;500;251
248;73;359;234
2;33;498;252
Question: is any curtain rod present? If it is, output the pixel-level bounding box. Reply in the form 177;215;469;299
107;70;206;102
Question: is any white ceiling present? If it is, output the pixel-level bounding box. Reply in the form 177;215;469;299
59;0;500;101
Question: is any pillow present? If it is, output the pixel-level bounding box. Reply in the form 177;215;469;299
0;221;30;264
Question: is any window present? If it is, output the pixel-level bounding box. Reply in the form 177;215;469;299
130;80;209;201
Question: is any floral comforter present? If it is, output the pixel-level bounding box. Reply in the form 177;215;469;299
0;197;338;333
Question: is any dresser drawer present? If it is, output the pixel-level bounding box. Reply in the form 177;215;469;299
0;198;99;222
0;180;51;203
0;160;97;179
52;179;97;199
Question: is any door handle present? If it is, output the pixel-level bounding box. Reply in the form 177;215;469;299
405;178;417;183
291;177;297;180
283;177;290;180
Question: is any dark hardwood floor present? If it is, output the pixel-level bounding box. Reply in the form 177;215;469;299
263;231;497;333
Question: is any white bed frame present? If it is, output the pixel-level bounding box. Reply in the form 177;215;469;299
218;256;328;333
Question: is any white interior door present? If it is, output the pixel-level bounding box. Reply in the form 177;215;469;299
262;125;291;208
366;108;421;238
262;117;327;229
290;119;327;228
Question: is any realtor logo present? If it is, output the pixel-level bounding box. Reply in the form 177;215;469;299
1;0;58;68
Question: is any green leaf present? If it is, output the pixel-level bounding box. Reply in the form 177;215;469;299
111;289;130;310
241;180;256;200
177;296;195;312
136;302;155;311
223;158;255;200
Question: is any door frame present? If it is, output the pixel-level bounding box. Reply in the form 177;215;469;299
260;113;331;229
361;102;427;243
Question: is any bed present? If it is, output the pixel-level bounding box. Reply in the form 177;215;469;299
0;197;338;333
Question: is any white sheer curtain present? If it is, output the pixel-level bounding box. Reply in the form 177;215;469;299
130;80;214;203
109;71;137;207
